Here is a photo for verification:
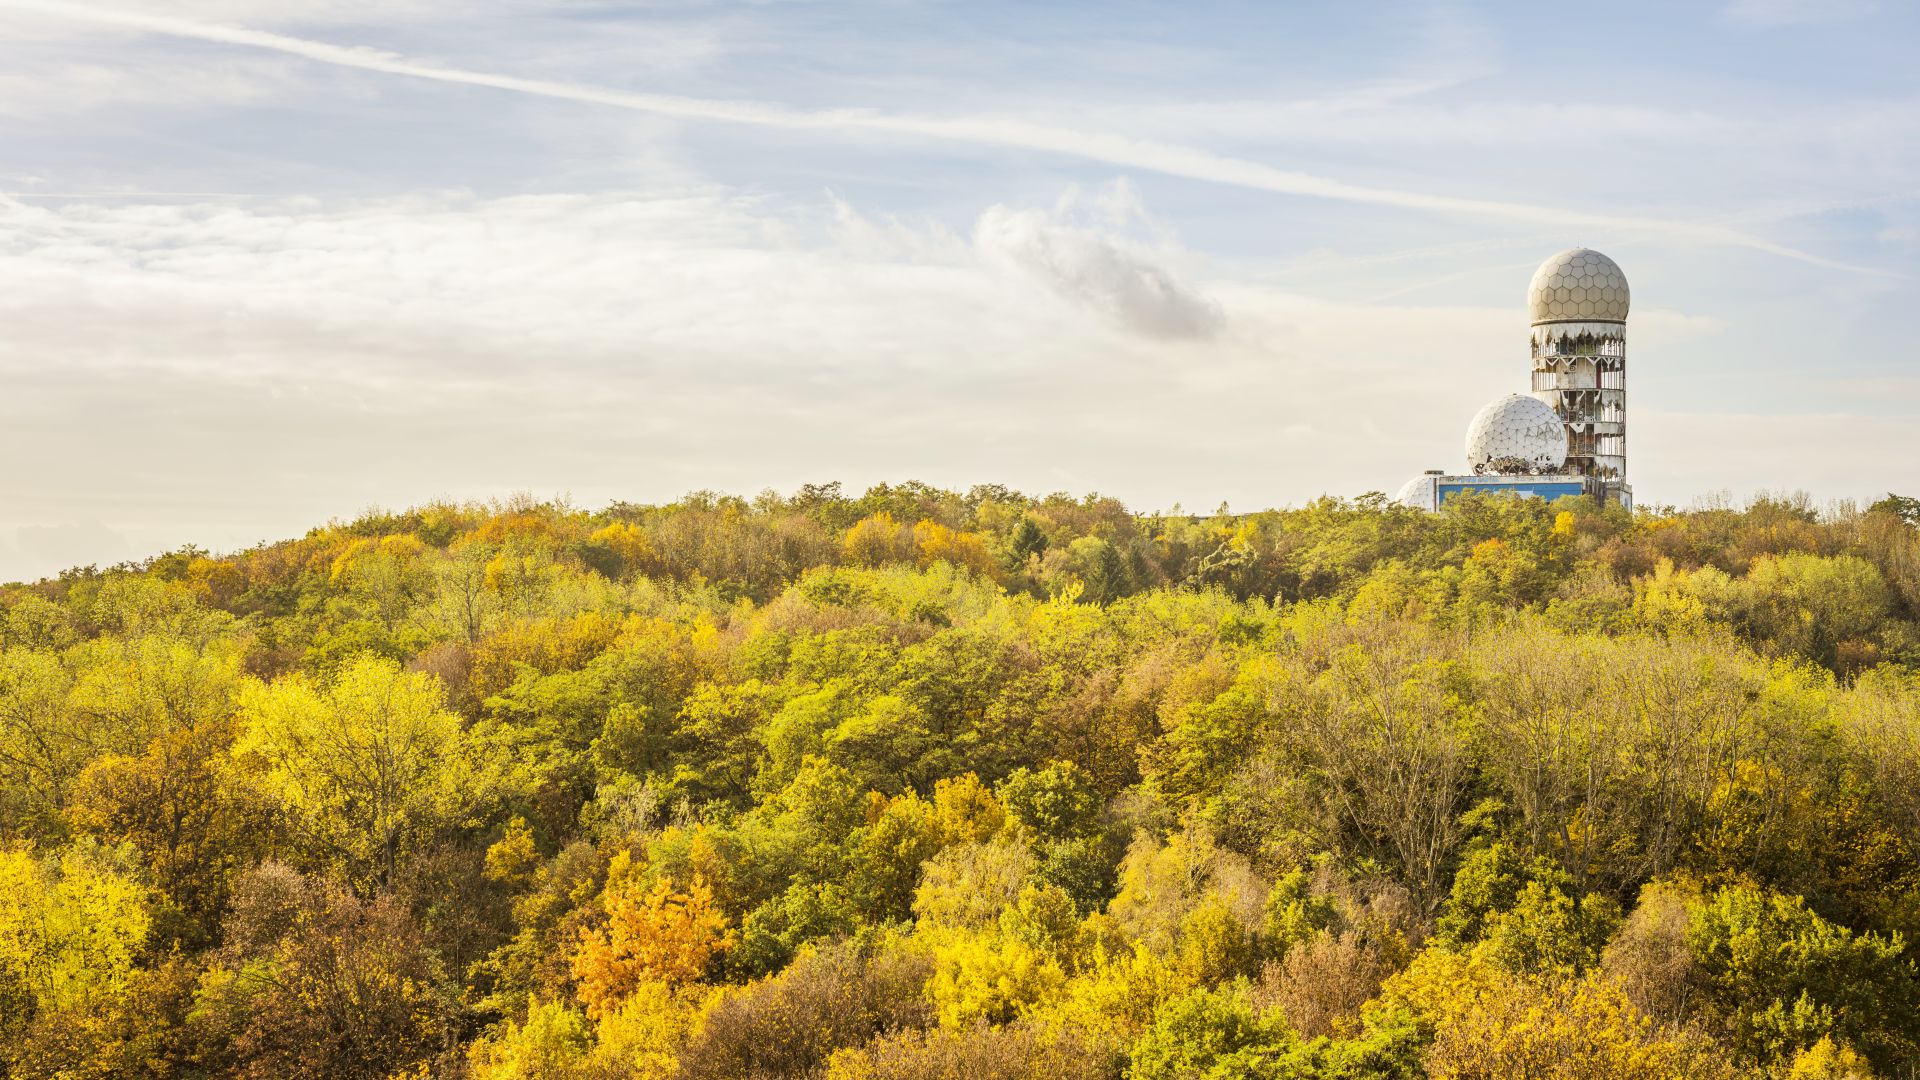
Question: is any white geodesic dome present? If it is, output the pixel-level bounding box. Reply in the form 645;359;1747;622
1465;393;1567;475
1395;475;1436;511
1528;248;1629;324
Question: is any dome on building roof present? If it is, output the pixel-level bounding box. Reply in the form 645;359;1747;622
1394;474;1436;511
1528;248;1629;324
1466;393;1567;475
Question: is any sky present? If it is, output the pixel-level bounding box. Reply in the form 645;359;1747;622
0;0;1916;581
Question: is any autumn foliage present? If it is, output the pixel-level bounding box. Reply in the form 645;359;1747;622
0;482;1918;1077
572;867;734;1017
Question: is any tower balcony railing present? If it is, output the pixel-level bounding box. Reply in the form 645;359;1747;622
1562;407;1626;425
1533;371;1626;391
1531;338;1625;359
1557;396;1626;421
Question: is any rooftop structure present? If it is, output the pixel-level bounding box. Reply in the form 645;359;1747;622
1394;248;1635;511
1399;472;1628;513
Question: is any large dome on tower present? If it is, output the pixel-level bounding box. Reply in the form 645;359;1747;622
1528;248;1629;324
1466;393;1567;475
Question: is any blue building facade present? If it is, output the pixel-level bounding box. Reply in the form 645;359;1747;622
1399;473;1632;512
1438;478;1587;505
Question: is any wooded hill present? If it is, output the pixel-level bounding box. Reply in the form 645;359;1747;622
3;483;1919;1079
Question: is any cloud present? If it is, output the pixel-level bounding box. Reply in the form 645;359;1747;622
0;182;1907;581
0;185;1538;576
0;0;727;121
974;184;1222;340
0;0;1879;274
828;197;970;265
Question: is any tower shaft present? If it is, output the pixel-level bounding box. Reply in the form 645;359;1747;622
1530;321;1625;481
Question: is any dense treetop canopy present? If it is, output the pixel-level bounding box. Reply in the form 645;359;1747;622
3;481;1919;1078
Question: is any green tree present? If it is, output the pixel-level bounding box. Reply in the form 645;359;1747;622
1125;986;1290;1080
1687;885;1917;1068
1066;537;1131;605
1867;493;1920;527
734;881;858;977
999;761;1100;839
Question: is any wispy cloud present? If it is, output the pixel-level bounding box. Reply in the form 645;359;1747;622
0;185;1546;574
0;0;1879;274
0;0;1911;581
0;181;1906;579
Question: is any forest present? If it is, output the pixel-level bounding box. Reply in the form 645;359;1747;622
4;480;1920;1079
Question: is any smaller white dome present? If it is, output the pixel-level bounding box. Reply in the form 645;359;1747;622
1466;394;1567;475
1395;475;1436;511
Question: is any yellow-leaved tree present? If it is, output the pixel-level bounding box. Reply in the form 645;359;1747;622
843;512;910;567
0;842;158;1077
466;995;594;1080
0;841;151;1016
924;933;1068;1028
1379;948;1740;1079
572;866;733;1018
233;654;497;885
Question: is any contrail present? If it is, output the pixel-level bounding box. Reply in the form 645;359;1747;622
1;191;261;198
3;0;1878;274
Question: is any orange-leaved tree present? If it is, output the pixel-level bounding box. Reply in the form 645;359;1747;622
572;870;734;1018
